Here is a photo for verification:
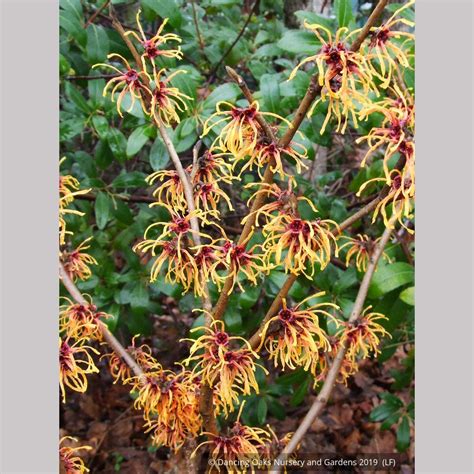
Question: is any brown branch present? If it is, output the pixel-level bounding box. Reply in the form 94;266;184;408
349;0;389;53
207;0;260;82
64;74;119;81
210;0;390;323
76;192;155;203
271;216;396;471
190;0;205;51
84;0;110;29
59;262;144;379
109;13;218;435
247;192;382;350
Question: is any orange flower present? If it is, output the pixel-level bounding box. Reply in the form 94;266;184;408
59;337;99;403
183;319;267;415
193;404;270;471
214;233;267;294
59;436;92;473
339;234;392;272
148;68;192;126
125;11;182;68
365;0;414;88
202;100;291;159
93;54;151;117
357;166;414;233
339;307;391;361
128;366;202;450
262;213;338;278
243;182;317;227
61;238;97;281
257;293;339;371
59;297;108;341
357;85;415;180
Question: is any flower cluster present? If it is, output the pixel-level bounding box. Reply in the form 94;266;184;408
257;293;339;372
193;404;271;473
287;4;415;233
182;319;267;416
59;436;92;474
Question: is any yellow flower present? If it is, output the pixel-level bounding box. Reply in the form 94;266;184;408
59;296;108;341
59;160;91;246
61;237;97;281
59;337;99;403
189;149;235;184
214;233;267;294
365;0;415;88
147;169;187;211
193;404;271;473
202;100;291;159
182;319;267;415
93;53;151;117
149;67;192;126
128;367;202;450
262;213;339;278
357;166;414;233
194;180;234;213
289;24;376;133
339;234;392;272
237;137;308;182
339;306;391;361
357;85;415;180
125;11;183;68
243;182;317;227
59;436;92;474
258;293;339;371
102;336;159;384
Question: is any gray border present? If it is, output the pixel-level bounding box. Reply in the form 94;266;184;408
0;0;473;473
416;0;473;473
1;0;59;472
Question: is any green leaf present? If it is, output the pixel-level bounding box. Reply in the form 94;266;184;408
399;286;414;306
257;398;268;425
396;416;411;452
238;287;260;309
202;83;241;111
290;375;310;407
277;30;320;55
369;403;398;422
130;282;150;310
95;192;112;230
224;306;243;333
60;118;84;141
260;74;280;114
294;10;334;29
107;128;127;163
141;0;182;27
126;125;153;158
65;82;91;114
92;115;109;140
86;24;110;63
380;393;404;409
150;136;170;170
267;399;286;420
334;0;354;28
111;171;147;188
368;262;414;298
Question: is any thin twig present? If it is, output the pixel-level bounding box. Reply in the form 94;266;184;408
76;192;155;203
190;0;205;51
247;192;382;350
271;216;397;472
109;12;217;435
207;0;260;82
84;0;111;29
59;262;144;379
64;74;119;81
